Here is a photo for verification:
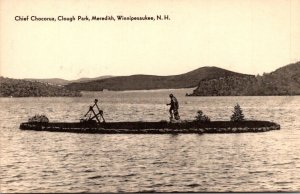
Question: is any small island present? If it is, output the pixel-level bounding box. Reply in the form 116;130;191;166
19;120;280;134
19;100;280;134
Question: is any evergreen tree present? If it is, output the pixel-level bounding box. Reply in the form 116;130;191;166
230;103;245;122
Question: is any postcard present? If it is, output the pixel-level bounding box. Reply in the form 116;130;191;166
0;0;299;193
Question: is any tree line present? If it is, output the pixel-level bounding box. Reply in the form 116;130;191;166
0;77;81;97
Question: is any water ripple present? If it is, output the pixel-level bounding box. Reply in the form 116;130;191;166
1;91;300;192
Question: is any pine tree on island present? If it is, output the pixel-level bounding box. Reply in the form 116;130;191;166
230;103;245;122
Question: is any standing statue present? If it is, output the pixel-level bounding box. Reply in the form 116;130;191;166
166;94;180;120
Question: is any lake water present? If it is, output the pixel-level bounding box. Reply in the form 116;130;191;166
1;89;300;192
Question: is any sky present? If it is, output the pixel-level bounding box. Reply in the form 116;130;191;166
0;0;300;80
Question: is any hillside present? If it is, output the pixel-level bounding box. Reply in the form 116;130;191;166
25;76;113;86
0;77;81;97
24;78;70;86
71;76;113;84
191;61;300;96
66;67;251;91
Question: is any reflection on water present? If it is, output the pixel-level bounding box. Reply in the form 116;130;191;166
1;89;300;192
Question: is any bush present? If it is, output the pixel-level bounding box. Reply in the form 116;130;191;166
28;114;49;123
230;103;245;122
195;110;210;122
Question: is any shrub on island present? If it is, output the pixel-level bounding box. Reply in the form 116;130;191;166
195;110;211;122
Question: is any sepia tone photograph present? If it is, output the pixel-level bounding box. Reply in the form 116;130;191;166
0;0;300;193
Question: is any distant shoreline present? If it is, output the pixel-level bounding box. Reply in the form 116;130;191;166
1;88;299;98
1;61;299;97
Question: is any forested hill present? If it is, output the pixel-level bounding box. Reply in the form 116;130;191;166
66;66;251;91
191;61;300;96
0;77;81;97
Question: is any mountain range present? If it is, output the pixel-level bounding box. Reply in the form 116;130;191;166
65;67;252;91
1;61;299;97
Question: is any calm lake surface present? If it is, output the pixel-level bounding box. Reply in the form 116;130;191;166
1;89;300;192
